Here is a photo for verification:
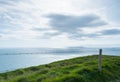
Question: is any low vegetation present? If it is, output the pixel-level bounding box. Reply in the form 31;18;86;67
0;55;120;82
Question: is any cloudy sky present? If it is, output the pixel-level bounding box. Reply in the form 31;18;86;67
0;0;120;48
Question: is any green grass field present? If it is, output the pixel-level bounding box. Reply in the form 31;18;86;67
0;55;120;82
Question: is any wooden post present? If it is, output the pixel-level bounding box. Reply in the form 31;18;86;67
98;49;102;71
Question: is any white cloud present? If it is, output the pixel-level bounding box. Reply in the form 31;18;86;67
0;0;120;47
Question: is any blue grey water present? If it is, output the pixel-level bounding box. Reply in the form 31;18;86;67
0;47;120;73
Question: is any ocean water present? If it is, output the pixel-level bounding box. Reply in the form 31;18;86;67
0;47;120;73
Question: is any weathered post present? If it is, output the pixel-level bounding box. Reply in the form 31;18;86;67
98;49;102;71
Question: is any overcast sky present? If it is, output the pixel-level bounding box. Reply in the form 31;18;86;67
0;0;120;48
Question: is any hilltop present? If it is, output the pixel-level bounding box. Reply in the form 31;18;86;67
0;55;120;82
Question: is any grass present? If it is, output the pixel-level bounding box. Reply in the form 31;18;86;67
0;55;120;82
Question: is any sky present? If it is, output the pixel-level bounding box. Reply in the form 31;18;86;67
0;0;120;48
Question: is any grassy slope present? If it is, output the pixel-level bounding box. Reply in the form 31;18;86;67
0;55;120;82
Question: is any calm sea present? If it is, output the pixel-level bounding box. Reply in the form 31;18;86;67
0;47;120;73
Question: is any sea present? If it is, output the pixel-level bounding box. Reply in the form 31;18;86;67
0;47;120;73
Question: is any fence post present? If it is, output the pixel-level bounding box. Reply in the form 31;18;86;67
98;49;102;71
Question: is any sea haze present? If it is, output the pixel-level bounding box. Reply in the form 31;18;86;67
0;47;120;73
